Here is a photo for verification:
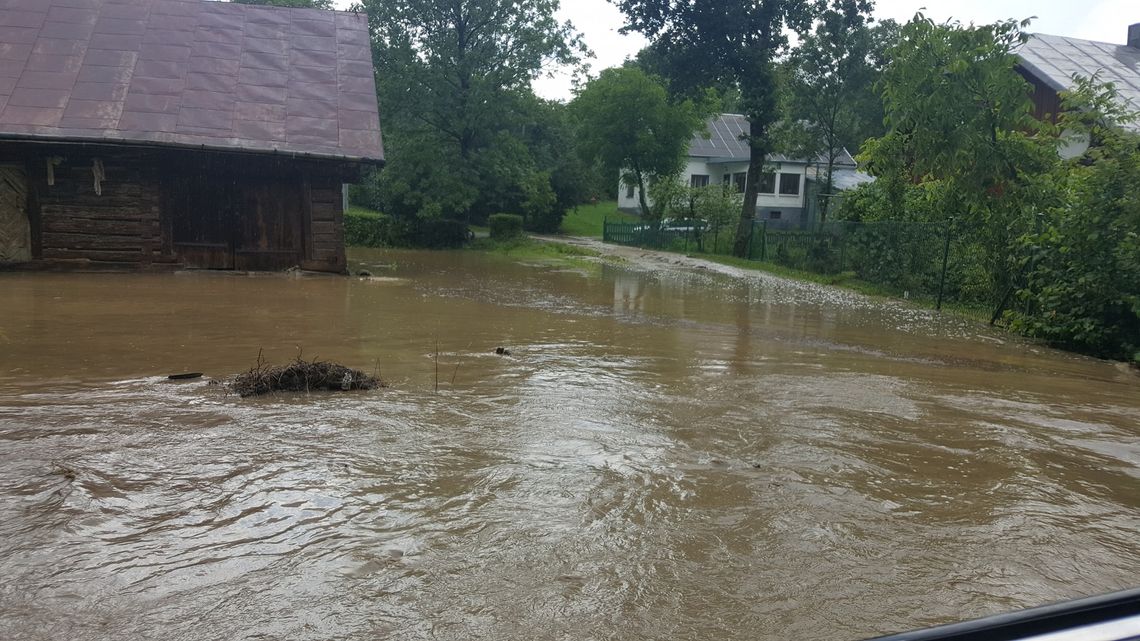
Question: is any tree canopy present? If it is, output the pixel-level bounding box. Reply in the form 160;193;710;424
610;0;821;256
362;0;584;161
776;1;884;221
570;66;707;218
841;15;1139;361
354;0;590;228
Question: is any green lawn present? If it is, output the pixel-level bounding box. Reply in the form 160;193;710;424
560;201;639;238
470;236;600;260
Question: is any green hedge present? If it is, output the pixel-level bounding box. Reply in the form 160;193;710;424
344;211;393;247
489;214;524;240
345;209;470;249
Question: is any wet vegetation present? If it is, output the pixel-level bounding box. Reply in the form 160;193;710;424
229;353;386;398
343;210;469;249
841;19;1140;363
488;214;524;240
469;236;602;264
348;0;606;235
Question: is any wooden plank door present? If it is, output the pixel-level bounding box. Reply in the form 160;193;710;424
0;164;30;264
169;175;237;270
234;181;303;271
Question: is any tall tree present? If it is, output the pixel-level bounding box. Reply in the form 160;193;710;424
357;0;586;222
570;67;706;218
610;0;820;256
859;15;1060;308
232;0;333;8
362;0;583;162
777;1;881;222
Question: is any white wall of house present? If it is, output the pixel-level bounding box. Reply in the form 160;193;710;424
617;171;642;212
708;161;808;213
617;159;808;219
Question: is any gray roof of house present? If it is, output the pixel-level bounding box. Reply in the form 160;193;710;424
1019;33;1140;130
690;113;857;166
828;167;875;191
0;0;383;163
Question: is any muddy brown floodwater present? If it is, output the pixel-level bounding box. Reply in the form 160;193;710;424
1;246;1138;641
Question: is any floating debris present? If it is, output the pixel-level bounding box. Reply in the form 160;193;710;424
229;353;385;398
495;347;512;356
167;372;203;380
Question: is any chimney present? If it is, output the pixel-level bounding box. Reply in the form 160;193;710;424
1130;23;1140;48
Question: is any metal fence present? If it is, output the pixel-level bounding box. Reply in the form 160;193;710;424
603;220;708;253
748;220;949;295
604;218;987;308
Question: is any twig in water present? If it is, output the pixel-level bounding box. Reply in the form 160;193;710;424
228;355;384;397
450;341;472;386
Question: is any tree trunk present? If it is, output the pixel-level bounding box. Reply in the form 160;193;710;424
732;118;768;257
820;153;836;225
634;170;651;219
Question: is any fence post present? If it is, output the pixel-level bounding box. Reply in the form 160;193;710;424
760;221;768;261
936;218;953;311
838;224;847;271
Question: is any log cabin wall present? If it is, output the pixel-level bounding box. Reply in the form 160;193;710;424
1;142;354;273
305;176;346;272
32;149;169;268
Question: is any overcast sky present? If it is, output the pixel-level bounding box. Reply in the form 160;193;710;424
333;0;1139;102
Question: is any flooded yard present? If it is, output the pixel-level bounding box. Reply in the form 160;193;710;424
1;247;1137;640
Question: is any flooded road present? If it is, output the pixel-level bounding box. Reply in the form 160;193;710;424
1;247;1138;641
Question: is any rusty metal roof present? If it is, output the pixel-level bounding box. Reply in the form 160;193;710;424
0;0;383;163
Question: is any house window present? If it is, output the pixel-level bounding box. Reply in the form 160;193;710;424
722;173;731;185
759;172;776;194
733;172;747;192
769;211;782;220
625;183;635;199
779;173;800;196
690;174;710;188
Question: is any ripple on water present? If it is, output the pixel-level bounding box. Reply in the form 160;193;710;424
0;259;1138;640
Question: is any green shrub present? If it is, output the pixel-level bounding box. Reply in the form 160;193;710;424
344;210;393;247
344;209;469;249
489;214;524;240
1004;79;1140;361
520;172;564;233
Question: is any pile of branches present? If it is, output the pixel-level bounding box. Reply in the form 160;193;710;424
229;352;385;398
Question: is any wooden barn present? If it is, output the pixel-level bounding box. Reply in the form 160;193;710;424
0;0;383;273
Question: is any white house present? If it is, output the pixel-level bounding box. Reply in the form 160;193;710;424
617;114;868;228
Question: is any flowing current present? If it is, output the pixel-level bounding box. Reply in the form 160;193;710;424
1;247;1138;640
